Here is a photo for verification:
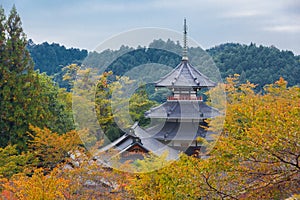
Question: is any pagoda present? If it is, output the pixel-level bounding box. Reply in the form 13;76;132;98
99;19;220;161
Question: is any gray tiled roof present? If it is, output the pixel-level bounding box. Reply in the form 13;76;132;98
146;121;208;141
98;134;129;152
145;100;220;119
97;123;180;161
155;60;216;88
132;123;180;160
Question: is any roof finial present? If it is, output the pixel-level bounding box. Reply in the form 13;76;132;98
182;18;188;61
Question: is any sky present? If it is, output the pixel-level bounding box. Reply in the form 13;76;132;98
2;0;300;54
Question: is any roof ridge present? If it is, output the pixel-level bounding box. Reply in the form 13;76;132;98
154;61;181;84
172;61;184;85
186;61;200;85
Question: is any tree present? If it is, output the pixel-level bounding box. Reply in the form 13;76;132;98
126;153;224;199
205;76;300;199
0;145;35;178
0;6;74;150
0;6;6;66
0;5;36;150
129;85;156;127
1;168;70;200
29;73;74;134
67;65;156;144
27;125;82;170
126;76;300;199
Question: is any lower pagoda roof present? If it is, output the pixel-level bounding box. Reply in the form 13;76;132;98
146;121;214;141
145;100;220;119
96;121;217;163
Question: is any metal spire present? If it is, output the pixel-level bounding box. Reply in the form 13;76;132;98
182;18;188;61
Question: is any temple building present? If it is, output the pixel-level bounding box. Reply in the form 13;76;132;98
99;19;220;161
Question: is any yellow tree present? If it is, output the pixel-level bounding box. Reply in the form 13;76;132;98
126;76;300;199
27;125;82;170
1;168;69;200
209;76;300;199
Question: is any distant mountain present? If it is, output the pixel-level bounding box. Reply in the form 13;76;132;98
27;39;88;76
28;39;300;91
83;40;300;91
207;43;300;89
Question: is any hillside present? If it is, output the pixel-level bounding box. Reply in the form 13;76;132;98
207;43;300;89
27;39;88;76
29;39;300;91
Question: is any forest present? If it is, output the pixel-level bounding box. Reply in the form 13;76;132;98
0;6;299;200
27;37;300;92
27;39;88;76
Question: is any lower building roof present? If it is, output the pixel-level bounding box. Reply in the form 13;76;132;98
97;123;180;162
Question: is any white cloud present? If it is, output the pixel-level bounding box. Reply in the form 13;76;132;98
264;25;300;33
222;10;266;18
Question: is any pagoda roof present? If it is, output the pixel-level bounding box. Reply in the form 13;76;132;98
98;123;180;161
145;121;216;142
155;60;216;88
132;123;179;160
145;100;220;119
146;121;209;141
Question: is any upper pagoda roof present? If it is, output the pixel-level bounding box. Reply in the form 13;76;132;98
155;60;216;88
155;19;216;88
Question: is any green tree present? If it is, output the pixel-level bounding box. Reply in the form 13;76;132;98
129;85;156;126
68;65;156;144
0;5;35;149
0;6;74;151
0;145;34;178
0;6;6;65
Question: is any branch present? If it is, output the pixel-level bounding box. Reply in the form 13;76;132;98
268;150;300;170
202;174;238;200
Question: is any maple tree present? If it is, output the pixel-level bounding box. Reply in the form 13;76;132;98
66;64;156;144
210;75;300;199
27;125;82;171
126;76;300;199
1;168;69;200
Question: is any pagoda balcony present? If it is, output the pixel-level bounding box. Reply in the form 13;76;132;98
167;95;203;101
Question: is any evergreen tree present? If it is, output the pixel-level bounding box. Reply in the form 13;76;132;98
0;6;5;62
0;5;34;149
0;6;74;151
0;6;8;149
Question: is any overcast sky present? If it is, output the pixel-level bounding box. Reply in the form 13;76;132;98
2;0;300;54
